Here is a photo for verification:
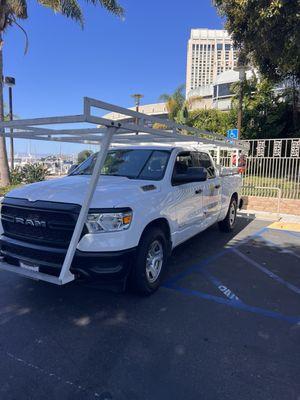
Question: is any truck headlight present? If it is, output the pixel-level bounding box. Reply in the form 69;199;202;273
85;210;133;233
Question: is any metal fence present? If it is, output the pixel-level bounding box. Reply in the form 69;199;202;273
242;138;300;200
211;138;300;200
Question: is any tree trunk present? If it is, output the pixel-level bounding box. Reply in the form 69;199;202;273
292;75;298;131
0;31;10;186
237;81;243;136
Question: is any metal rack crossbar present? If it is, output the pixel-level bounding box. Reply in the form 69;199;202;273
0;97;248;285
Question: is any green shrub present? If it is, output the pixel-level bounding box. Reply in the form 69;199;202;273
10;166;24;185
21;163;49;184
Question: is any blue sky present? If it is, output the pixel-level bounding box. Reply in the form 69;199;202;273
4;0;224;155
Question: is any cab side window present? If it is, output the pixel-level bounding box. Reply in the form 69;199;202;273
172;152;197;185
173;152;194;174
193;152;216;179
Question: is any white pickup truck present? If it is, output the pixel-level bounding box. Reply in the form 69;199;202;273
0;145;242;294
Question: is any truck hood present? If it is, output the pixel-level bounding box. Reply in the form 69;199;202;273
6;175;160;208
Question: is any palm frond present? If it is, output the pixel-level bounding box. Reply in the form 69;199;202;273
61;0;84;25
11;17;29;53
186;95;202;109
38;0;84;26
7;0;28;18
86;0;124;17
159;94;170;102
38;0;62;13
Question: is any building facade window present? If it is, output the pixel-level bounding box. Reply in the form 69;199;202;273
186;29;237;94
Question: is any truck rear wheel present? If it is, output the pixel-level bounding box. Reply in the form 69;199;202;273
218;196;237;232
129;227;167;295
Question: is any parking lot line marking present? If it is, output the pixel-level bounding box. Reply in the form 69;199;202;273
165;284;300;324
279;230;300;239
165;226;270;287
199;269;242;304
232;247;300;295
6;352;102;398
164;225;300;325
165;248;230;286
268;222;300;233
255;235;300;259
229;227;269;250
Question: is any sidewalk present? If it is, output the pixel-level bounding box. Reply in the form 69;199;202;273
239;209;300;224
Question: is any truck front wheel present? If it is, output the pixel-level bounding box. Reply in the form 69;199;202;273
218;196;237;232
130;227;167;295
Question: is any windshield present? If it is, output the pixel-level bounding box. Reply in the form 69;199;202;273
71;149;171;180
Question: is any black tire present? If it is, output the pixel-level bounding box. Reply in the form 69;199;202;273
218;196;237;232
129;227;168;295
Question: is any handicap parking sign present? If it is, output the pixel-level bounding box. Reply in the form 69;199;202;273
227;129;239;140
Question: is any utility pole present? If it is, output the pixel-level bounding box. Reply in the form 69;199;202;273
5;77;15;170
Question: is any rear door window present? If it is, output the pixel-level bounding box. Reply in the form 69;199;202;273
193;152;216;179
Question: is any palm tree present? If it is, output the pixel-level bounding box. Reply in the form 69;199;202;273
159;85;202;125
159;85;186;121
0;0;124;186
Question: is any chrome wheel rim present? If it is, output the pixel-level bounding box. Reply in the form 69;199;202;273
146;240;164;283
229;202;236;226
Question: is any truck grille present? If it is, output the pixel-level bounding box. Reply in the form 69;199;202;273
1;197;83;248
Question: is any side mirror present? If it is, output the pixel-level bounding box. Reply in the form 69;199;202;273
68;164;78;174
173;167;208;185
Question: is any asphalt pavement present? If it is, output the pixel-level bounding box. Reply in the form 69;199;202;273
0;216;299;400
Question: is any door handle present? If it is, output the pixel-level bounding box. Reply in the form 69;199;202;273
195;189;202;194
215;184;221;189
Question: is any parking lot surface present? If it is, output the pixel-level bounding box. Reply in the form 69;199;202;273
0;216;299;400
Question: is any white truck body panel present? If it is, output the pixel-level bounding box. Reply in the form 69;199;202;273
0;97;247;287
4;146;242;252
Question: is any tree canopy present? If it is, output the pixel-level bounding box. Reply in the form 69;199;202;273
0;0;124;32
232;78;299;139
189;108;236;136
214;0;300;83
0;0;124;186
78;149;93;164
159;85;203;125
159;85;186;121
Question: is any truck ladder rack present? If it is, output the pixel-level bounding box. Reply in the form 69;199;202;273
0;97;249;285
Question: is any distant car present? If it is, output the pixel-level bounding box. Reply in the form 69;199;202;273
0;145;242;295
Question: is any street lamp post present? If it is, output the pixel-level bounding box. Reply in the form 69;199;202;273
4;76;15;170
131;93;144;126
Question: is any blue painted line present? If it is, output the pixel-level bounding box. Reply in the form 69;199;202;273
164;284;300;325
231;227;269;250
267;227;300;238
232;247;300;295
165;226;269;287
163;224;300;324
164;248;230;286
280;230;300;239
199;269;242;304
255;235;300;260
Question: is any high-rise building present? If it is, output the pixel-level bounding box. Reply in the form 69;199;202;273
186;28;238;96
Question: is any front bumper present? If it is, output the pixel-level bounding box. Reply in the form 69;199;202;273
0;235;136;281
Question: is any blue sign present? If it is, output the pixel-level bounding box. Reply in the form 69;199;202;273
227;129;239;140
